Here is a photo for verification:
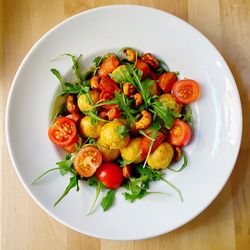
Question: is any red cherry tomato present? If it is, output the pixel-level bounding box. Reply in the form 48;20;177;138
96;163;123;189
48;117;77;147
171;79;200;104
99;76;120;94
135;59;150;79
158;72;177;93
66;113;82;125
167;119;192;147
139;131;166;159
64;141;78;153
73;146;102;177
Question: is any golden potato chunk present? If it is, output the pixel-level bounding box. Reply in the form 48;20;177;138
79;116;104;138
77;90;99;112
96;138;120;162
147;142;174;169
100;121;130;149
120;137;144;164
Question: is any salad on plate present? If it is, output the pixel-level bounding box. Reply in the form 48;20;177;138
33;48;201;214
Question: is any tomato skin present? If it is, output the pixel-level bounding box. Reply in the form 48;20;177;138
139;131;166;159
158;72;177;93
135;59;150;79
73;146;102;178
98;54;120;77
96;163;123;189
48;117;77;147
99;76;120;101
63;141;77;153
66;113;82;125
171;79;200;104
167;119;192;147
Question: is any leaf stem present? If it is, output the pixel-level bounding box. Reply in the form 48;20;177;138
160;177;183;202
32;168;59;185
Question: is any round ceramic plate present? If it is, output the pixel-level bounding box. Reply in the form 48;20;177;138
6;5;242;240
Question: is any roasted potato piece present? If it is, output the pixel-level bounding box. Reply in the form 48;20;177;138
120;137;144;164
147;142;174;169
96;138;120;162
99;120;130;149
79;116;104;138
77;90;99;112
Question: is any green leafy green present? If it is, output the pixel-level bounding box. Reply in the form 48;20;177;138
155;59;170;74
51;68;65;91
54;174;79;207
110;65;134;84
115;125;129;137
50;94;67;124
56;153;75;176
151;101;174;129
114;92;137;123
182;105;193;127
31;168;59;185
63;54;84;83
101;190;116;211
168;152;188;172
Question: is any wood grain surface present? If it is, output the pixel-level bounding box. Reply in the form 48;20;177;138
1;0;250;249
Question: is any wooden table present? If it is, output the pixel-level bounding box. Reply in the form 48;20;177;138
1;0;250;249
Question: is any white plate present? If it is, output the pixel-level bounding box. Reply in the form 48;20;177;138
6;5;242;240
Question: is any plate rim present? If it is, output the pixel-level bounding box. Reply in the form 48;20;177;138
5;4;243;240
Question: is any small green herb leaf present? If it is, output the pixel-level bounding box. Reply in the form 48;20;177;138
56;153;75;176
168;152;188;172
54;174;79;207
101;190;116;211
51;68;65;91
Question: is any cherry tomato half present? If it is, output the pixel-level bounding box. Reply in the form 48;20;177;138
167;119;192;147
73;146;102;178
139;131;166;159
96;163;123;189
158;72;177;93
48;117;77;147
171;79;200;104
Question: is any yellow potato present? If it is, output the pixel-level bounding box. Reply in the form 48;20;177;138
79;116;104;138
100;120;130;149
96;138;120;162
120;137;144;164
77;90;99;112
147;142;174;170
158;94;182;113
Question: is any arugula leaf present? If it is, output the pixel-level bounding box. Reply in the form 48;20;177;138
51;68;65;91
115;125;129;137
168;152;188;172
56;153;75;176
88;176;99;187
64;82;82;94
50;94;67;124
87;181;101;215
123;175;150;202
155;59;170;74
63;54;83;83
101;190;116;211
110;65;134;84
151;101;174;129
182;105;193;127
54;174;79;207
92;56;102;67
160;177;183;202
31;167;59;185
114;92;136;123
